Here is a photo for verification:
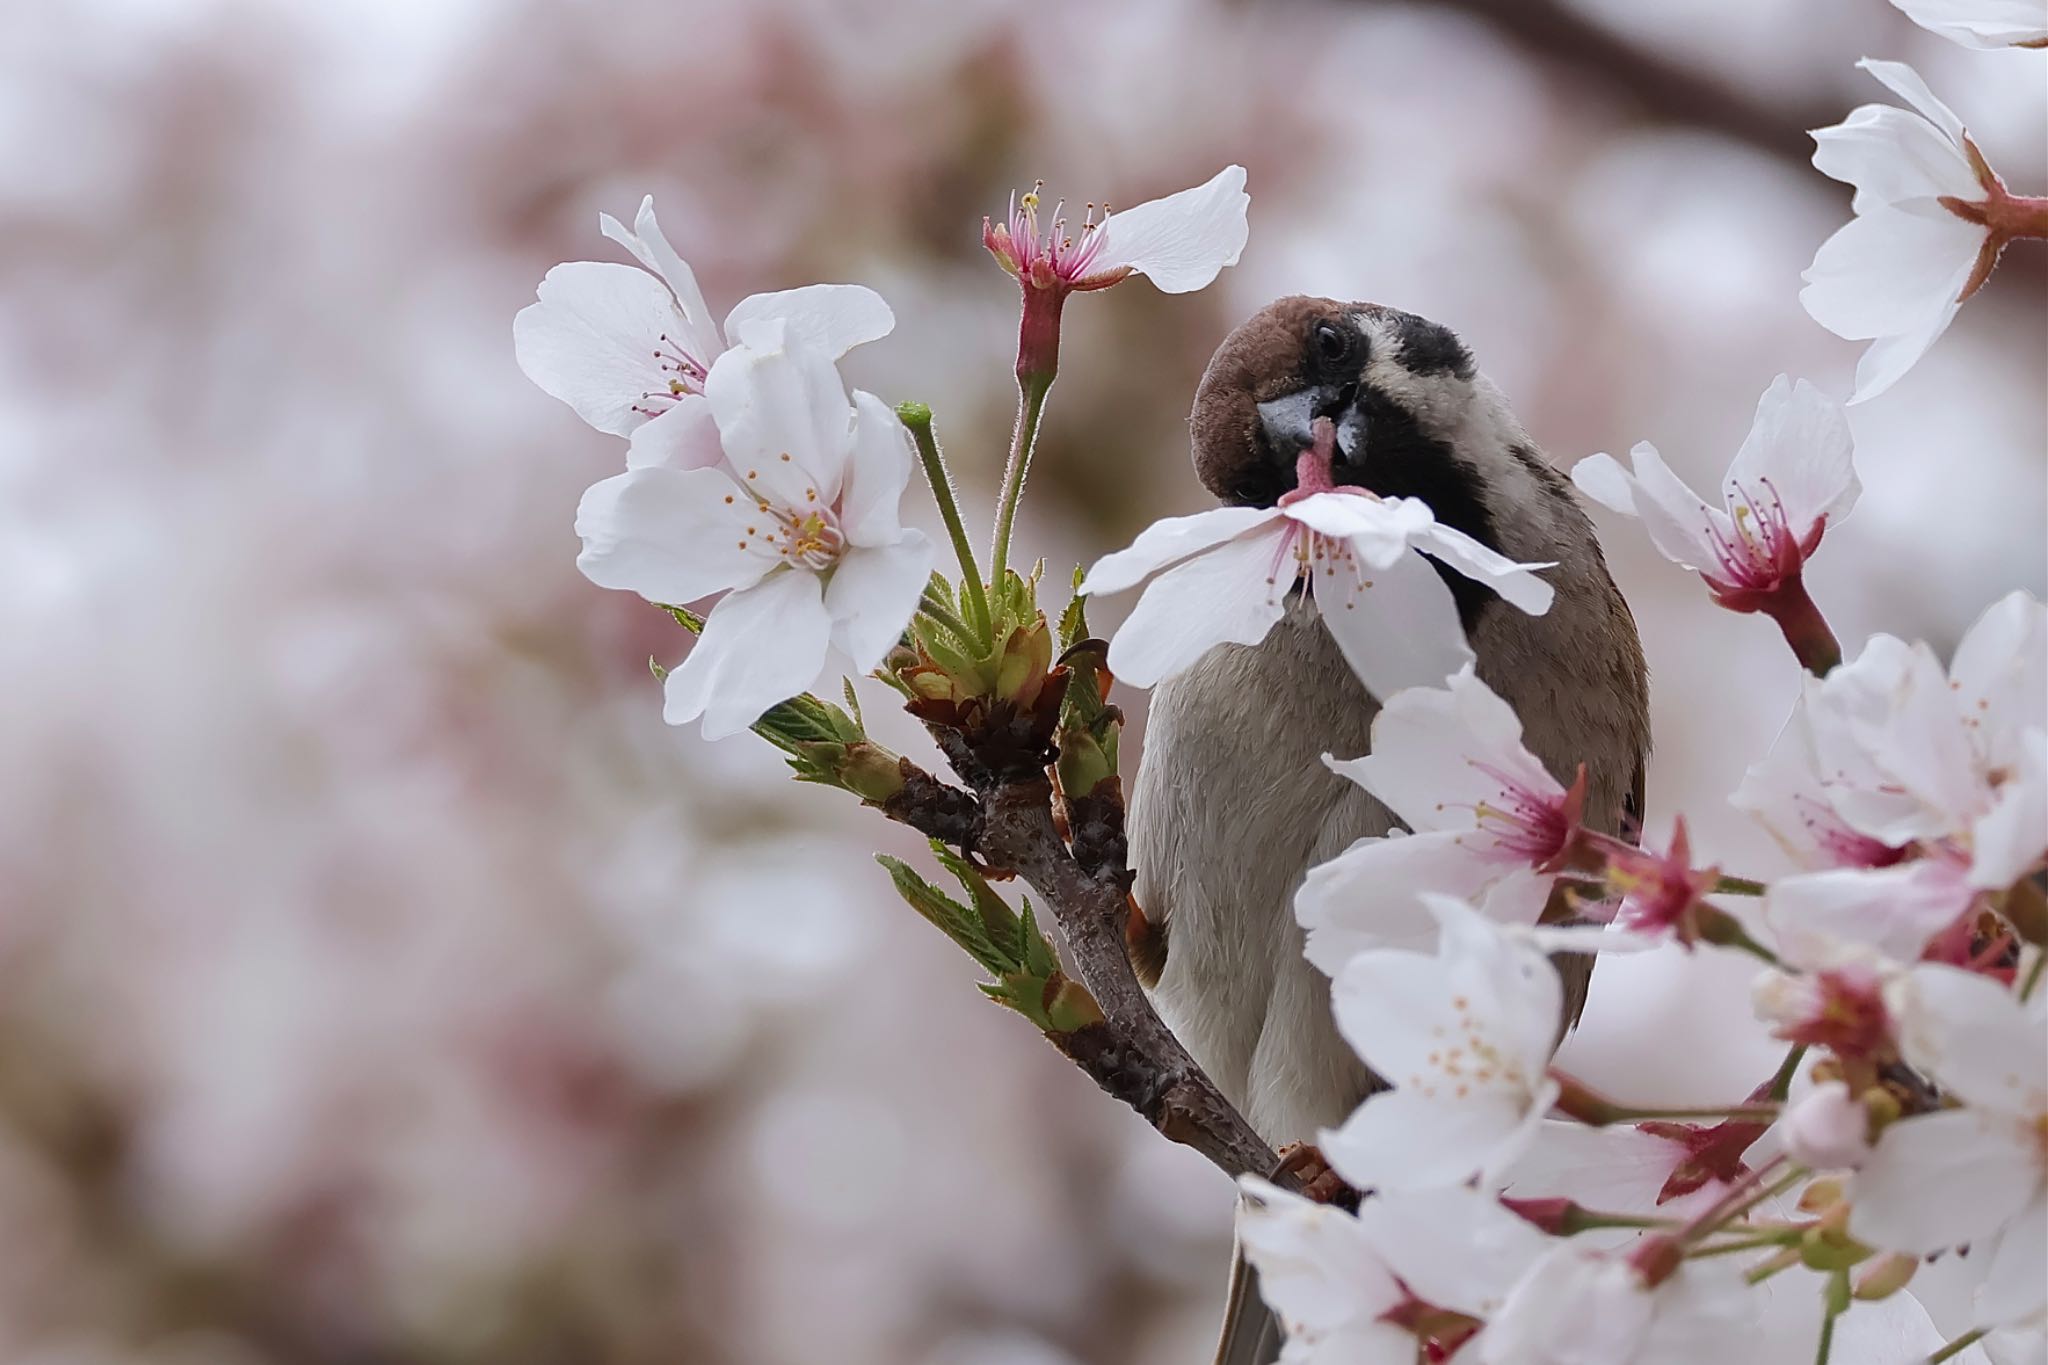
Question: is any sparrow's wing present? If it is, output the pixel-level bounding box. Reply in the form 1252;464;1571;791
1212;1240;1285;1365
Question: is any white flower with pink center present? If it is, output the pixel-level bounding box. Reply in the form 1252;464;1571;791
516;195;895;470
1295;667;1584;971
1759;592;2048;962
574;320;933;739
1802;60;2046;402
983;166;1250;298
1320;896;1567;1192
1851;964;2048;1326
1572;376;1857;650
1081;425;1555;699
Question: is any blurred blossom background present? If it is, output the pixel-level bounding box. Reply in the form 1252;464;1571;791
0;0;2041;1361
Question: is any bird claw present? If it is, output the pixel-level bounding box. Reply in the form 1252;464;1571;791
1273;1142;1352;1205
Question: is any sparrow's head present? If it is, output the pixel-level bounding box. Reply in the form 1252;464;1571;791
1190;295;1489;513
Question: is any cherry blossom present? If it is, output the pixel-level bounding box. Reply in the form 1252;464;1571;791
983;166;1250;300
1572;375;1856;664
1889;0;2048;49
1481;1239;1760;1364
1080;439;1554;697
1732;701;1909;874
574;321;933;738
1320;896;1565;1191
1295;668;1583;972
1851;965;2047;1325
1236;1178;1553;1362
516;195;895;469
1802;61;2038;402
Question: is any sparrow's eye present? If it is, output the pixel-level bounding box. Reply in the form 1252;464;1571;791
1312;321;1355;371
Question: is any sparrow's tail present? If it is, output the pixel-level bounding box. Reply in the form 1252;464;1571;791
1213;1239;1284;1365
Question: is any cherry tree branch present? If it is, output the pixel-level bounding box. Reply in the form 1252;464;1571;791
971;773;1286;1182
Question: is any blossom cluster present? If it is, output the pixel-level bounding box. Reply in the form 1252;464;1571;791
512;2;2047;1358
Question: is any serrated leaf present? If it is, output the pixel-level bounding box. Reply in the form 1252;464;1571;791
656;603;706;634
649;656;669;682
1057;580;1089;653
933;844;1022;961
840;679;864;731
1018;899;1059;980
879;856;1004;969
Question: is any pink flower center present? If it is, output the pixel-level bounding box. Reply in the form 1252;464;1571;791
982;186;1127;293
1465;760;1573;863
1703;478;1809;593
632;331;710;419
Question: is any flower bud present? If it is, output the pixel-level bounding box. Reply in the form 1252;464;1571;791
1781;1082;1874;1170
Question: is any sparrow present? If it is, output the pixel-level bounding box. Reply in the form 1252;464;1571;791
1123;297;1651;1365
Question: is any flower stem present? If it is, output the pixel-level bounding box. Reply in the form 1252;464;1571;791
1690;1229;1801;1258
898;402;992;643
1815;1268;1850;1365
1758;574;1842;676
1715;874;1768;897
1926;1328;1988;1363
1769;1043;1809;1102
1696;905;1782;965
991;371;1052;589
1550;1071;1781;1127
2020;949;2045;1002
918;592;974;642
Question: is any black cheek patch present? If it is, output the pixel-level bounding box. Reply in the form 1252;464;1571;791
1388;312;1474;380
1352;384;1499;630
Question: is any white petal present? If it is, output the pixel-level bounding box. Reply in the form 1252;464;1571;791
1322;1085;1534;1191
1235;1178;1405;1331
1079;506;1279;597
514;262;685;437
824;533;935;672
1950;592;2048;772
1315;547;1474;700
1627;442;1735;572
1801;208;1981;341
1085;165;1250;293
1971;733;2048;889
839;391;917;548
1285;492;1434;567
1764;862;1974;964
1101;528;1290;687
1893;963;2047;1116
1858;635;1989;835
1330;666;1560;835
1859;58;1970;146
1297;829;1523;975
600;195;721;362
664;570;833;739
1780;1080;1874;1169
704;326;855;510
574;467;768;602
1980;1193;2048;1325
1851;1108;2037;1254
1481;1244;1656;1363
624;394;727;471
723;283;894;358
1355;1186;1553;1319
1724;375;1861;534
1813;104;1982;210
1412;523;1557;615
1890;0;2048;47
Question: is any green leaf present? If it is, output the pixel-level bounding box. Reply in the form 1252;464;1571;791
933;844;1023;958
649;656;669;682
878;856;1004;969
1057;568;1090;653
655;603;706;634
840;678;864;731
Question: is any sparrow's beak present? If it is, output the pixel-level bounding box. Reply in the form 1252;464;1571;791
1256;385;1367;467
